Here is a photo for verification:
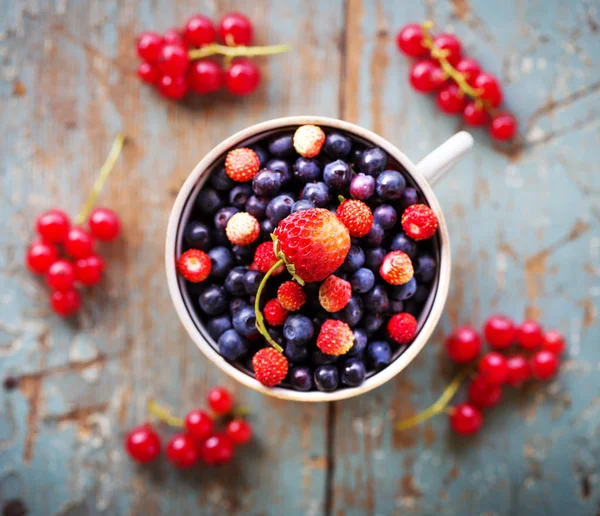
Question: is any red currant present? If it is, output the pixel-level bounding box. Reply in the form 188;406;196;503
433;33;462;65
36;209;70;243
530;350;559;380
184;410;214;442
157;74;188;100
50;289;81;317
137;62;158;84
468;375;502;409
187;59;223;95
26;241;59;274
436;83;466;114
490;113;517;141
484;314;515;349
462;102;488;126
505;355;530;386
449;403;483;435
125;424;161;463
542;330;565;356
46;259;75;291
396;24;427;57
409;60;447;93
74;255;104;286
157;44;190;76
479;352;508;385
219;13;253;46
224;59;260;96
445;326;481;363
64;227;94;259
88;208;121;241
516;320;543;349
163;29;184;46
474;72;503;107
136;32;164;64
455;57;481;85
184;15;216;48
166;433;199;469
226;419;252;445
207;386;233;414
200;434;234;465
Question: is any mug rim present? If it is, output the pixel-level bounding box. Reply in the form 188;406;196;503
165;116;451;402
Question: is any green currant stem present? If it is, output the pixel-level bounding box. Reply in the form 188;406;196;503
147;399;184;428
188;42;291;61
254;258;285;353
75;134;125;225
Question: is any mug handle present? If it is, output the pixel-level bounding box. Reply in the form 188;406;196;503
416;131;474;186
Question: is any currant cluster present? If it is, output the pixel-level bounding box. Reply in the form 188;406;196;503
125;387;252;468
396;22;517;141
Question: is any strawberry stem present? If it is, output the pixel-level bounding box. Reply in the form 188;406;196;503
147;399;184;428
254;258;285;353
188;42;291;61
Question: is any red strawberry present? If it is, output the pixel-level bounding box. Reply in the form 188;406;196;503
401;204;438;240
225;212;260;246
379;251;414;285
225;148;260;182
277;281;306;311
388;313;417;344
316;320;354;356
254;241;284;275
319;275;352;313
177;249;211;282
293;125;325;158
264;299;288;326
336;198;373;237
252;347;289;387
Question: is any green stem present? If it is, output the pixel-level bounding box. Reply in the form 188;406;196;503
188;42;291;61
254;259;285;353
147;399;184;427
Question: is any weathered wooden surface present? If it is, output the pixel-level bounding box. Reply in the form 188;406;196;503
1;0;599;515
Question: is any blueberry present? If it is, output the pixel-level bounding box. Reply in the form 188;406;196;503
364;313;384;335
324;132;352;158
342;245;365;273
229;297;248;315
337;295;364;327
312;350;338;365
198;285;228;315
350;148;364;166
252;169;281;197
301;182;330;208
290;366;314;391
359;147;388;176
183;221;211;250
229;184;252;209
268;134;295;158
232;305;259;338
270;327;286;347
391;277;417;300
218;329;249;360
413;284;429;303
211;228;230;246
250;144;270;167
390;232;417;259
390;299;405;313
364;285;389;313
207;246;234;279
414;255;436;283
365;247;386;271
291;199;315;213
294;157;321;182
243;270;264;295
373;205;398;230
260;219;275;240
283;314;314;346
196;187;224;214
206;314;232;340
323;159;352;191
266;159;292;185
246;195;268;219
350;267;375;294
211;166;235;191
266;194;294;224
347;328;368;357
224;266;247;296
285;342;309;364
398;187;419;211
341;358;367;387
314;365;339;392
376;170;406;200
214;206;239;232
364;223;384;247
367;341;392;370
349;173;375;200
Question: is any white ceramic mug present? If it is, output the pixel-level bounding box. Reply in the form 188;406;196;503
166;116;473;402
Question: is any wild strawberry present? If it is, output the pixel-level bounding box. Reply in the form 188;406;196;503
277;281;306;311
387;312;417;344
293;125;325;158
336;198;373;237
225;147;260;182
252;347;289;387
177;249;211;282
319;275;352;313
254;241;284;275
225;212;260;246
316;319;354;356
379;251;414;285
264;299;288;326
401;204;438;240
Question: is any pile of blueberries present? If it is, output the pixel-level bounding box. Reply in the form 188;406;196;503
180;128;438;392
